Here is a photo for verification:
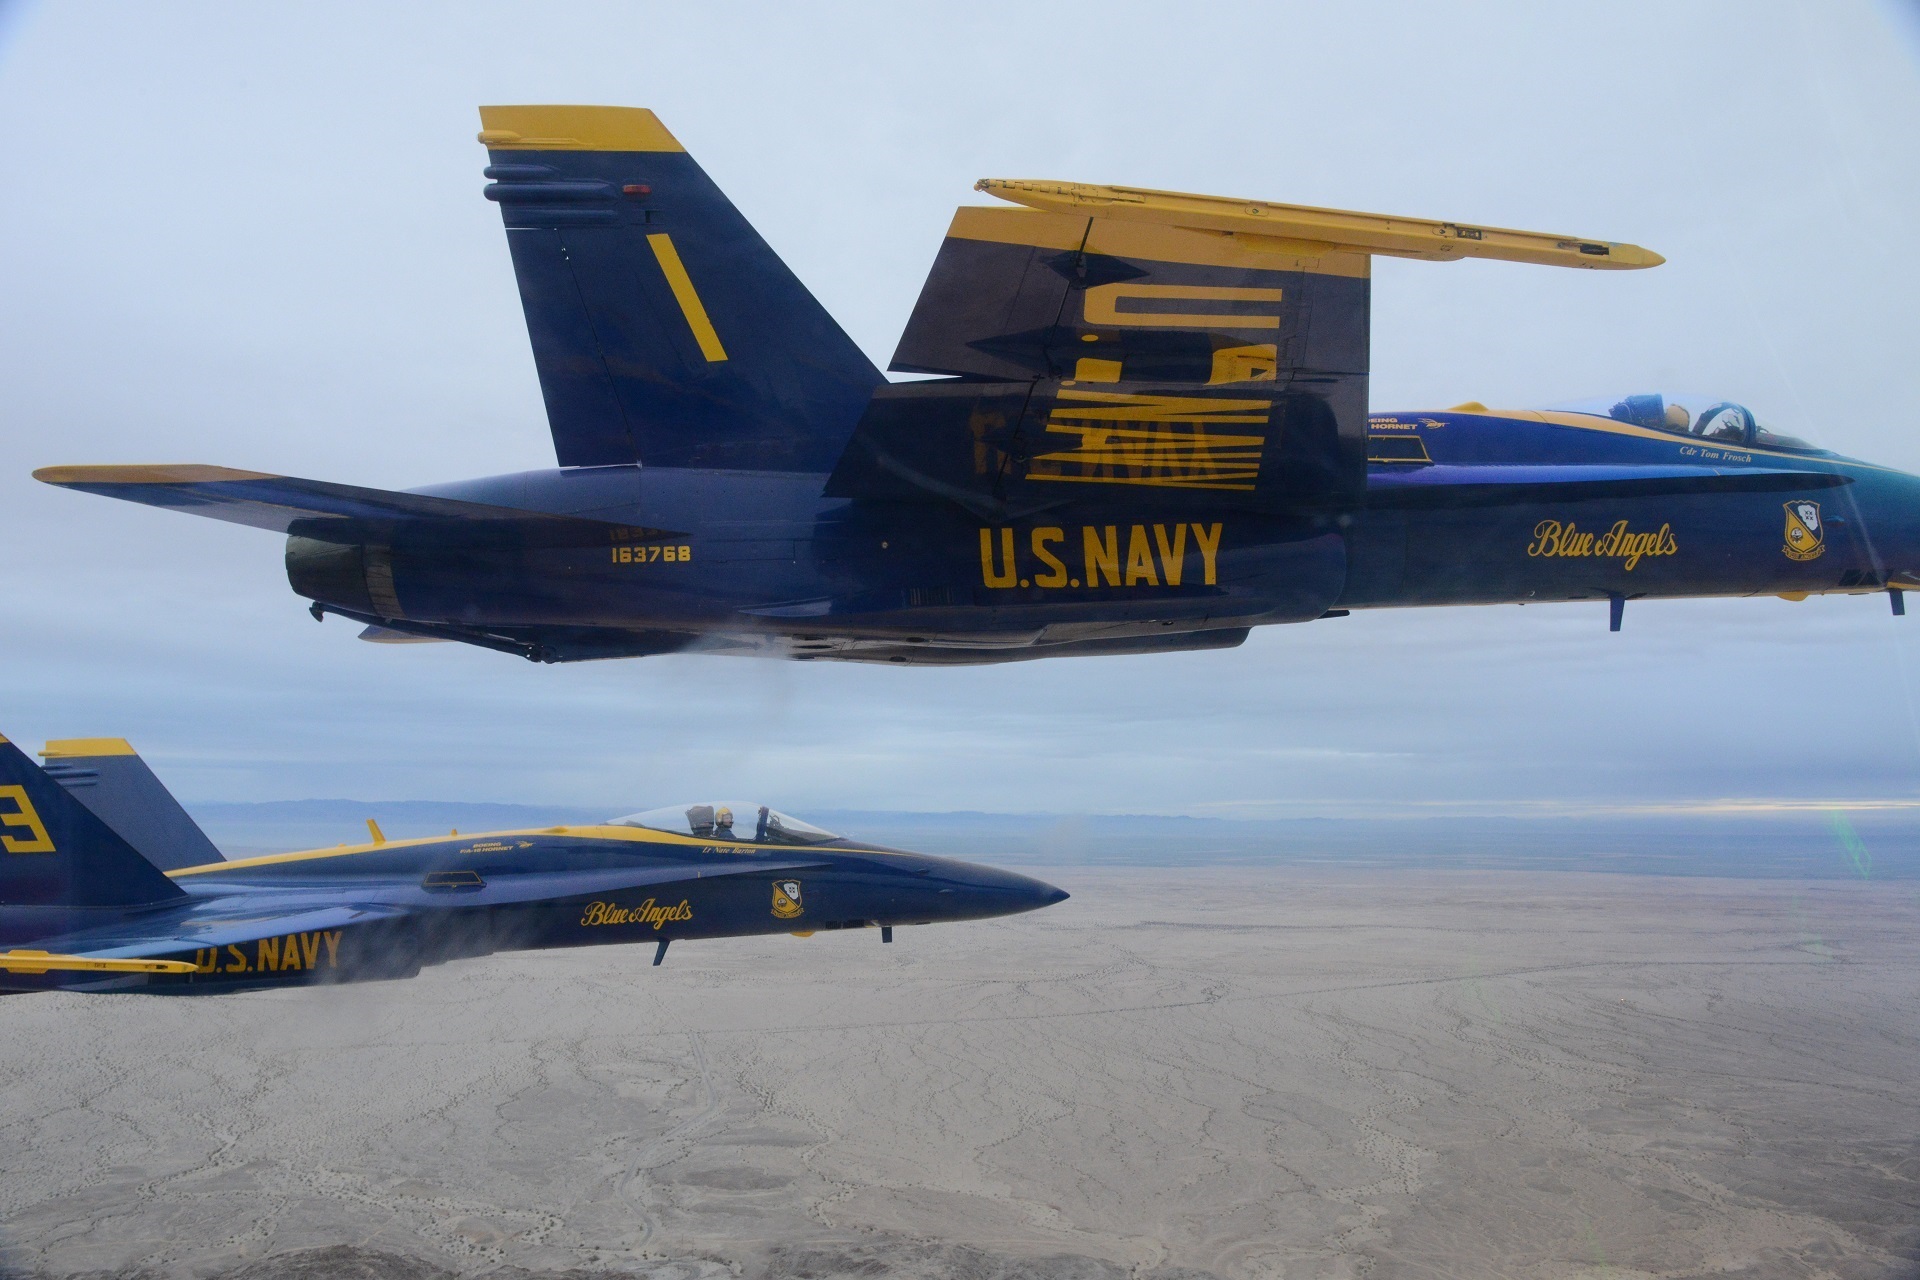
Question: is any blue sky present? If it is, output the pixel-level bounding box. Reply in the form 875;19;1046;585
2;2;1919;816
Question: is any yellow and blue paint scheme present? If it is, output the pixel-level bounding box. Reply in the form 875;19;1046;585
32;106;1920;663
0;734;1066;995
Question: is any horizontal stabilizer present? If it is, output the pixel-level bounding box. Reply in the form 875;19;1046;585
309;605;699;663
358;625;450;644
1367;463;1850;508
34;465;678;545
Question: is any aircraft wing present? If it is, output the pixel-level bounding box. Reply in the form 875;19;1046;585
0;950;198;975
1366;463;1851;508
828;181;1658;517
0;903;405;992
32;465;677;544
16;902;403;959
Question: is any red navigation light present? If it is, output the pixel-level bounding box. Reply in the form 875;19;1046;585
622;184;652;197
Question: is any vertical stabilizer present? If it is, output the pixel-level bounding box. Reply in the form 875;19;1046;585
479;105;883;471
0;734;185;908
41;739;223;872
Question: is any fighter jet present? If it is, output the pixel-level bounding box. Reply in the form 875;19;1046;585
0;731;1067;995
35;106;1920;663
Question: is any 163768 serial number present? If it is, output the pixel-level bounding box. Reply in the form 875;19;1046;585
611;544;692;564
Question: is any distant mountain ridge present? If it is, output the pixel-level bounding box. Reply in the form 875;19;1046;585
184;800;1920;879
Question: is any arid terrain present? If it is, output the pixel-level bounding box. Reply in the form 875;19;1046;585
2;870;1915;1280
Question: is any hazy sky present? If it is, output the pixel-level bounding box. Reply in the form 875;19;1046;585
3;2;1919;816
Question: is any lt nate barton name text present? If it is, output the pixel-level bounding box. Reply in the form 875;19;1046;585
980;523;1223;589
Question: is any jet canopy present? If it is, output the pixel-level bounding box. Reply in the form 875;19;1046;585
1555;393;1819;452
610;802;842;846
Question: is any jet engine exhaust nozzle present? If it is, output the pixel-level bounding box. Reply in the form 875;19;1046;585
286;535;402;620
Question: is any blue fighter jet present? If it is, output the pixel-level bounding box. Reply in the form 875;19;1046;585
34;106;1920;662
0;733;1067;995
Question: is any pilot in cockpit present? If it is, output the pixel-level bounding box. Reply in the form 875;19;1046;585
1693;403;1750;443
1611;395;1749;444
1612;394;1691;435
713;806;737;841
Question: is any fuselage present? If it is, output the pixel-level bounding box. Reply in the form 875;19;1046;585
0;824;1067;994
286;405;1920;663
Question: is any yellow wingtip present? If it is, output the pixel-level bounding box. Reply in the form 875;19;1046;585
975;178;1663;271
34;464;277;486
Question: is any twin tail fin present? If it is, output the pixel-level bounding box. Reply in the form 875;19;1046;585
0;733;185;908
40;738;223;872
480;105;883;472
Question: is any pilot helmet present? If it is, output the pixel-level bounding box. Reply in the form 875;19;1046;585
715;805;734;826
1664;402;1691;432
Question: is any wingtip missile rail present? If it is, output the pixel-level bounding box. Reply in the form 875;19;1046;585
0;950;199;976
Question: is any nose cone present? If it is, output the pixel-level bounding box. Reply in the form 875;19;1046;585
970;866;1070;918
897;858;1069;923
1016;873;1070;912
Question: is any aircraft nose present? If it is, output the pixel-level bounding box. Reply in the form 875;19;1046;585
915;860;1069;919
996;869;1069;913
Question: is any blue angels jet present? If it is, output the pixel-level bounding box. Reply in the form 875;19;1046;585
0;733;1067;995
34;106;1920;663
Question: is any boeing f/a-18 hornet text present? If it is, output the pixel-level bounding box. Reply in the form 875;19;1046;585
0;734;1066;994
36;106;1920;663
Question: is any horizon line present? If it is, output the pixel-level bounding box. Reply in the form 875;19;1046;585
182;797;1920;821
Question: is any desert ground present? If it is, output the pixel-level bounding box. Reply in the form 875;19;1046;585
1;869;1915;1280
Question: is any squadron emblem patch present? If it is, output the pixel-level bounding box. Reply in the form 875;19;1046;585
1783;501;1825;562
771;879;804;919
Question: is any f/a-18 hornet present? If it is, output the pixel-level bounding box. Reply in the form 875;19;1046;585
0;733;1065;994
36;106;1920;663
